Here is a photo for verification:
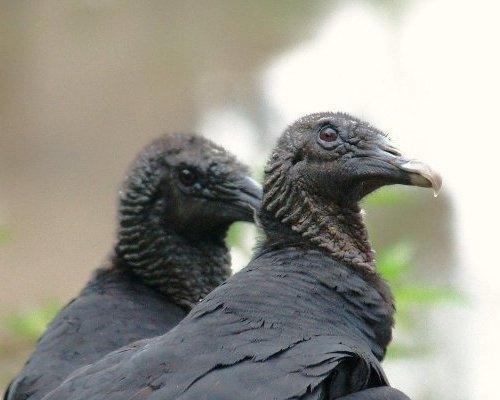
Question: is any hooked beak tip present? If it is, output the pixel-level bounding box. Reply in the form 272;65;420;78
400;160;442;197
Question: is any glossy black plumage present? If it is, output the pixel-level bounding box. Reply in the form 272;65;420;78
40;248;393;400
5;133;261;400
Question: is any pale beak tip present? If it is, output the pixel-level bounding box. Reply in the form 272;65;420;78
401;160;442;197
433;176;443;197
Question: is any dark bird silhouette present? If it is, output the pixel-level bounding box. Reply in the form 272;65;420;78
41;113;440;400
4;133;262;400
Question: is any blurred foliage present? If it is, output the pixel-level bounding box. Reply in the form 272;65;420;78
227;223;248;252
0;227;11;246
363;185;414;207
365;188;463;359
377;240;462;358
226;166;263;255
3;301;61;343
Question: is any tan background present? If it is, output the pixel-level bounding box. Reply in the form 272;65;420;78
1;1;499;399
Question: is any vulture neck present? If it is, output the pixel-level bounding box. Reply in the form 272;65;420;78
260;163;395;356
262;161;375;272
114;163;231;310
260;203;393;305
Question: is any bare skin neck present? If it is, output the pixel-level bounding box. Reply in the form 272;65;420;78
114;161;231;310
261;158;374;272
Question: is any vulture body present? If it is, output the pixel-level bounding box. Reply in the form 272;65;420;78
4;268;185;400
42;247;393;400
42;113;439;400
4;133;261;400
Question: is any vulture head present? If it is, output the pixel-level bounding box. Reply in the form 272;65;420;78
262;112;441;268
116;133;262;308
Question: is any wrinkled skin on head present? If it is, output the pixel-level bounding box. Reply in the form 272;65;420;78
268;112;440;206
123;133;262;237
117;133;262;308
261;112;440;271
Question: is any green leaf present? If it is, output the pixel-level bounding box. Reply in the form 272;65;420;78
394;285;465;306
363;186;412;207
226;222;247;251
0;228;11;245
377;241;416;284
385;343;431;360
4;301;61;342
393;307;417;330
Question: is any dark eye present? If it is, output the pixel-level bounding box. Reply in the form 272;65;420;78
178;168;198;186
318;125;339;148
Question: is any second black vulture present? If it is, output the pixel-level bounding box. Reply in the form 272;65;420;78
42;113;440;400
4;133;261;400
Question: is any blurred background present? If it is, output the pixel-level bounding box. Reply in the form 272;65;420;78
1;1;499;399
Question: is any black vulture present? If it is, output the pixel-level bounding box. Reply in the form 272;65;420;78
4;133;262;400
41;113;440;400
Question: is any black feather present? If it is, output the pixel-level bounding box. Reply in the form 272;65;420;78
42;249;393;400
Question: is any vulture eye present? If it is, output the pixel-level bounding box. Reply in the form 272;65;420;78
318;125;339;148
178;168;198;187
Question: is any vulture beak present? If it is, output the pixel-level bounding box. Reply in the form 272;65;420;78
220;176;262;222
399;160;442;196
372;142;442;196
